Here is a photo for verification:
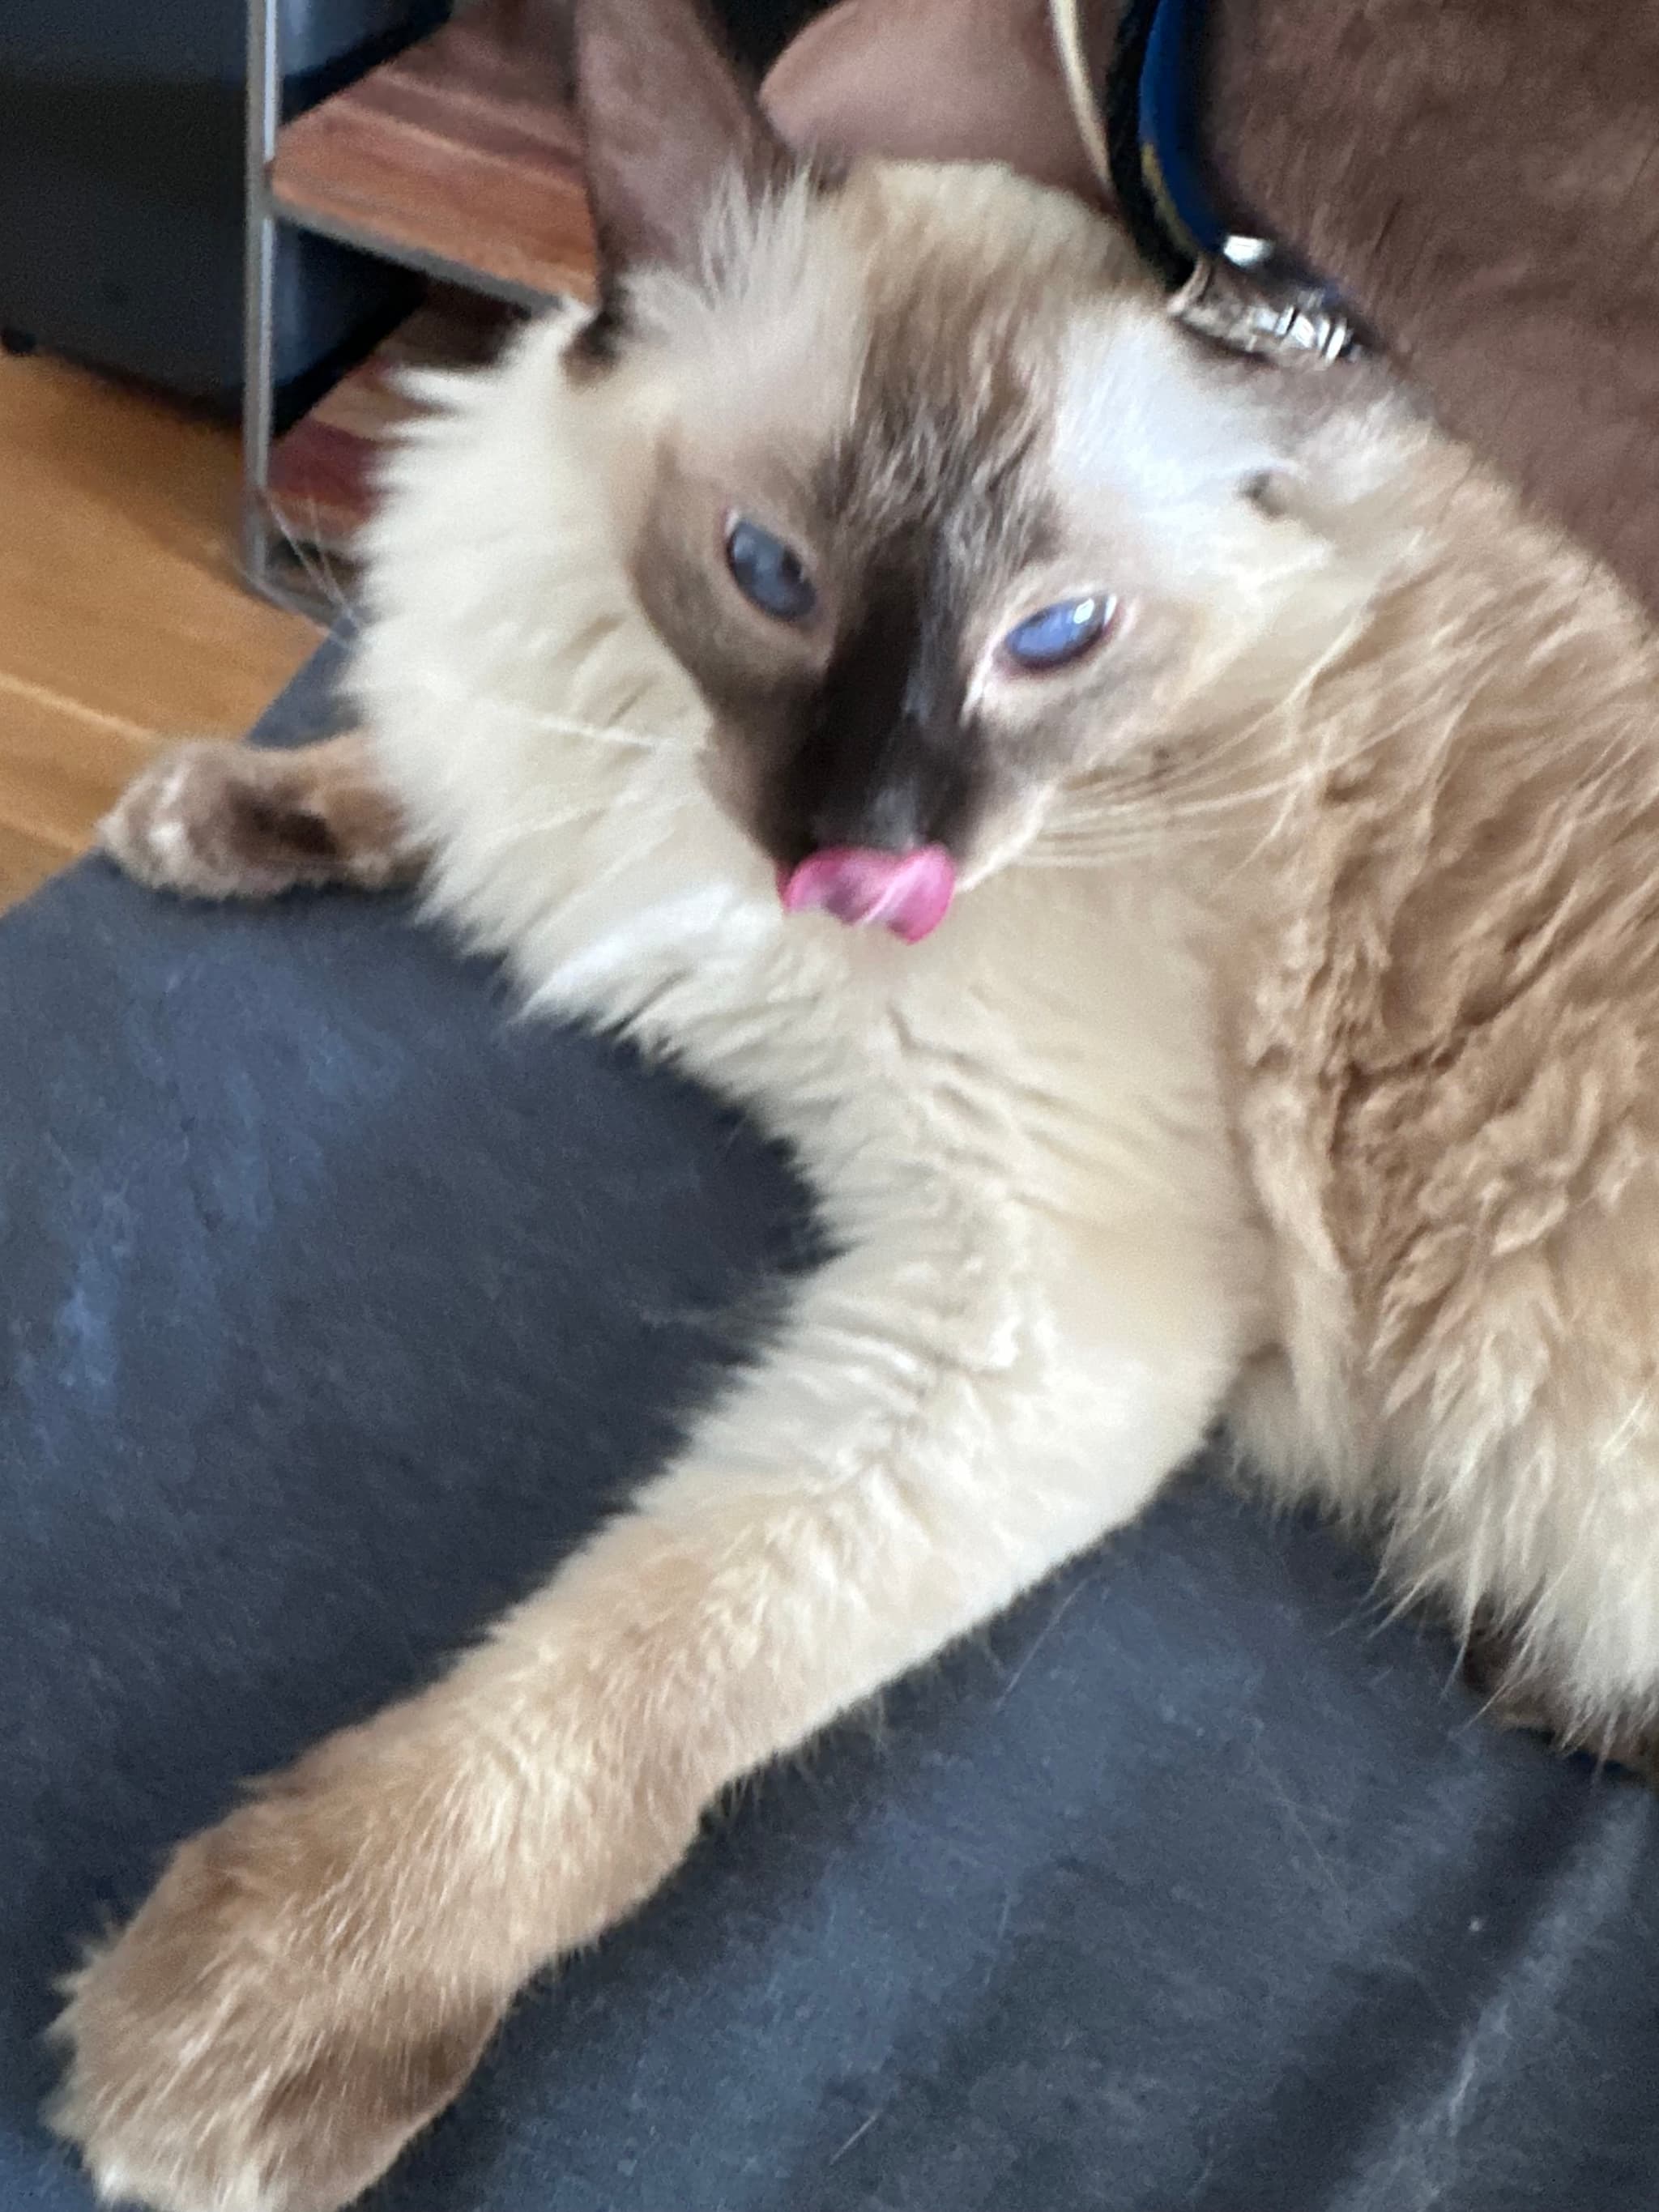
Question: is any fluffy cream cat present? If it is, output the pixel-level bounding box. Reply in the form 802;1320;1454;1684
57;1;1659;2206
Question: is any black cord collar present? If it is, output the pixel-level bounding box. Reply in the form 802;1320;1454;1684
1055;0;1367;367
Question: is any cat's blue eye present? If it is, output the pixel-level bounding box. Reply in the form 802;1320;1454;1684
1000;593;1115;671
724;516;817;623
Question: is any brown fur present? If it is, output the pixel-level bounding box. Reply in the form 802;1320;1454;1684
1221;452;1659;1740
1205;0;1659;620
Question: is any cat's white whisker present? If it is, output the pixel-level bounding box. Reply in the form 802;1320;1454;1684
415;689;698;757
265;502;355;620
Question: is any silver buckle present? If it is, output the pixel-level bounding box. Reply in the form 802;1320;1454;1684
1170;237;1357;367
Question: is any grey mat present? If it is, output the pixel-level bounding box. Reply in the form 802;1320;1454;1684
2;636;1655;2211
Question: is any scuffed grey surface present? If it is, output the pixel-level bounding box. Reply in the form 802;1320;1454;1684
2;637;1656;2211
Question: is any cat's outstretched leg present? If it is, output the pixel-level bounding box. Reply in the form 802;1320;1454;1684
51;1200;1237;2212
100;734;424;899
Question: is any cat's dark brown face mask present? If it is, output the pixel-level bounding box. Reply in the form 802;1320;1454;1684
561;0;1365;927
620;293;1075;898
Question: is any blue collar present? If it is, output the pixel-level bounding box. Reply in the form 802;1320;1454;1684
1088;0;1364;365
1138;0;1230;262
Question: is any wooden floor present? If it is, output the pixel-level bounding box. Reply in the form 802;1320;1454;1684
0;352;321;908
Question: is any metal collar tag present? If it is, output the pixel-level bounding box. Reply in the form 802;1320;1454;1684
1170;240;1359;367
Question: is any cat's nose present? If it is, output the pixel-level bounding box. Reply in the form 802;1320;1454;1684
806;772;931;857
795;721;970;861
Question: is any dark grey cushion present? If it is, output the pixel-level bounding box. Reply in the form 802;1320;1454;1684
2;638;1655;2211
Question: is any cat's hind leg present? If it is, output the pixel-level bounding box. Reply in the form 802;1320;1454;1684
100;733;424;899
1376;1191;1659;1781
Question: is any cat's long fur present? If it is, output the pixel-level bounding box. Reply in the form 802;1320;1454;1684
55;3;1659;2206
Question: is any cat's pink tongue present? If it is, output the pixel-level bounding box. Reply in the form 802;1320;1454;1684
779;845;956;944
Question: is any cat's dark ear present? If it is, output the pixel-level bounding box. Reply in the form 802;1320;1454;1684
570;0;795;285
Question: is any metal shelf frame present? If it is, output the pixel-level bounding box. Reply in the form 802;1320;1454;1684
241;0;587;620
242;0;292;611
242;0;531;618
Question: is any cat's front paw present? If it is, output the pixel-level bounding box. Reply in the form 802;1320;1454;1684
50;1783;503;2212
100;737;415;901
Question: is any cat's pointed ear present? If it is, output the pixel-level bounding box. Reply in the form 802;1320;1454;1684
571;0;796;283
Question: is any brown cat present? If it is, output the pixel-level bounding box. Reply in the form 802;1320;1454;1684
54;2;1659;2206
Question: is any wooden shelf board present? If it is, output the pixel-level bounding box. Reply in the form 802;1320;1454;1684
270;0;597;308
